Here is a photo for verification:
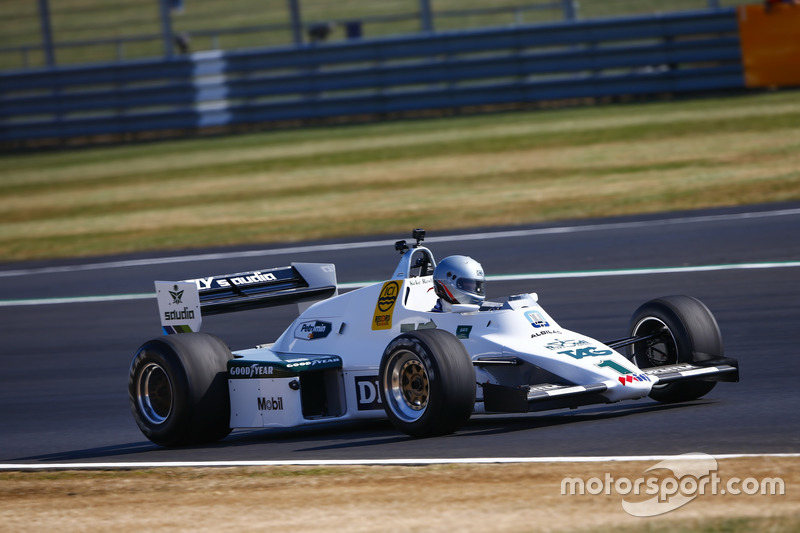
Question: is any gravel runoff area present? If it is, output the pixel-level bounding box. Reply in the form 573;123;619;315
1;456;797;532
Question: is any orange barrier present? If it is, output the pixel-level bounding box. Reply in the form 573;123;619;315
738;2;800;87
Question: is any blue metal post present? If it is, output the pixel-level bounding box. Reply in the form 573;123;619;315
288;0;303;45
561;0;578;21
37;0;55;67
159;0;174;58
419;0;434;33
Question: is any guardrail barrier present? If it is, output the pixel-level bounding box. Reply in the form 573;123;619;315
0;7;791;147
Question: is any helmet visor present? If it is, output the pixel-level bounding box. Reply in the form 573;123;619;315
456;278;484;296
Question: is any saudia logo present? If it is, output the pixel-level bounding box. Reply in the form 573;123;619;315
294;320;332;340
163;307;195;321
190;271;278;290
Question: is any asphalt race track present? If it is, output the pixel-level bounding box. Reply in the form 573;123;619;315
1;202;798;465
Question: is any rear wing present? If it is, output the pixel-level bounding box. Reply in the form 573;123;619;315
155;262;337;334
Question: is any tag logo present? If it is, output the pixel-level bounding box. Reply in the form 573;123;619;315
558;347;613;359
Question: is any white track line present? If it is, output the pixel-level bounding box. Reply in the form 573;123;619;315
0;293;156;307
1;206;798;279
488;261;800;281
1;261;799;307
1;453;798;470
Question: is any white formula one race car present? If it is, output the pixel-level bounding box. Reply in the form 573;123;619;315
129;230;739;446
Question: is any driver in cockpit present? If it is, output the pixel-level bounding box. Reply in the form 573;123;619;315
431;255;485;312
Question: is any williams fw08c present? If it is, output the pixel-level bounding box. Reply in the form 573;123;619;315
129;229;739;446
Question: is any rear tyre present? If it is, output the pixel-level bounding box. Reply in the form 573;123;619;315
379;329;475;438
129;333;232;446
628;295;723;403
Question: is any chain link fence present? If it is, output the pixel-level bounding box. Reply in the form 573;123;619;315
0;0;756;71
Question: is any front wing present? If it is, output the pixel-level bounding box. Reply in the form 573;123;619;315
480;358;739;413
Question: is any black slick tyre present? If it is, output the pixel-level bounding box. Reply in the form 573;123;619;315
129;332;233;446
379;329;475;438
628;295;723;403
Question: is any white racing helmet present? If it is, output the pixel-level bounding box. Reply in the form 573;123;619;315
433;255;485;306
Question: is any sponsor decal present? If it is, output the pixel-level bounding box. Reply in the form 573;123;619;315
156;280;201;334
545;338;591;350
596;359;633;375
228;356;341;379
257;396;284;411
169;285;184;304
528;384;562;393
285;356;341;369
372;280;401;330
377;282;400;313
294;320;333;340
189;271;279;290
557;347;643;379
374;315;392;329
163;307;195;322
531;329;562;338
618;373;651;386
525;310;550;328
558;346;614;359
355;376;383;410
645;363;696;375
155;281;201;335
401;320;438;333
456;325;472;339
162;325;192;334
229;363;275;378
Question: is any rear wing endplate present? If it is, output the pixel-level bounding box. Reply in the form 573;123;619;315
155;262;337;334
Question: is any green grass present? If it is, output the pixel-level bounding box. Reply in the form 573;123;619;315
1;89;799;263
0;0;757;69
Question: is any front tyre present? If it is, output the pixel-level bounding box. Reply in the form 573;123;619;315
379;329;475;438
129;333;233;446
628;295;723;403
